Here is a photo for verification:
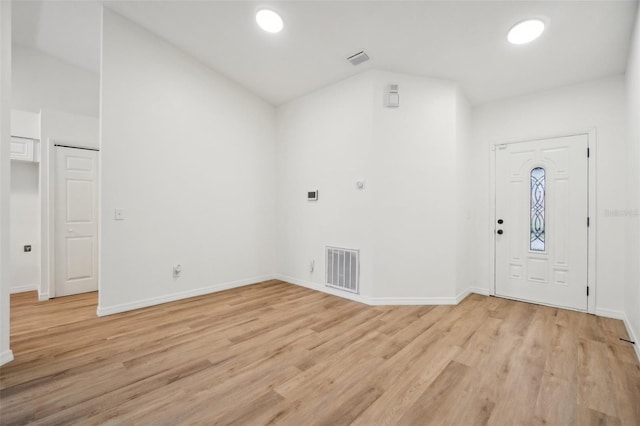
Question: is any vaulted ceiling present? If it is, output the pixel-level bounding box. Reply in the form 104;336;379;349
11;0;639;106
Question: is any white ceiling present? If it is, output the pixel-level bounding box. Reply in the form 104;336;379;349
11;0;639;106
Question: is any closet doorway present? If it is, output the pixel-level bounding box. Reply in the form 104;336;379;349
54;145;99;297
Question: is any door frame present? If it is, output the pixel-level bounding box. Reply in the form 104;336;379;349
39;109;100;301
45;140;100;299
489;129;596;314
49;145;100;298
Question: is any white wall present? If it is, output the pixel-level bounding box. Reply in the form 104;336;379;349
99;9;276;314
369;71;459;300
473;75;627;314
277;69;463;302
12;45;99;117
11;110;40;139
0;0;14;366
276;71;375;299
10;161;39;293
10;110;40;294
625;6;640;356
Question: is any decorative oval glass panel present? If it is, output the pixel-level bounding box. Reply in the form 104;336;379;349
530;167;545;252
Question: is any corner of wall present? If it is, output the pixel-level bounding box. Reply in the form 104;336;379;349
0;0;13;366
624;1;640;363
624;313;640;362
0;349;14;366
455;86;480;298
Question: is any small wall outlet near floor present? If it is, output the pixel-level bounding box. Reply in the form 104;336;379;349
173;264;182;278
24;245;32;253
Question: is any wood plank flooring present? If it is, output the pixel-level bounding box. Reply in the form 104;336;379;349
1;280;639;425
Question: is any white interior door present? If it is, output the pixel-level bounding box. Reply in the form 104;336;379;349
55;146;99;297
495;135;588;311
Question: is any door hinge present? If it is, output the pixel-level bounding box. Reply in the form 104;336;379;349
587;147;590;158
587;286;590;296
587;217;590;227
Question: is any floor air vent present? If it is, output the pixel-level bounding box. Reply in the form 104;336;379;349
326;246;359;294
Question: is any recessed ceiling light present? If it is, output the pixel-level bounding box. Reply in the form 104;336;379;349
256;9;283;33
508;19;545;45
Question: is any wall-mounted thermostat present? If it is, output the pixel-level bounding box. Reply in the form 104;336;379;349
307;190;318;201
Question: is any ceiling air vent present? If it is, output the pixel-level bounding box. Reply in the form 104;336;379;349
347;51;370;66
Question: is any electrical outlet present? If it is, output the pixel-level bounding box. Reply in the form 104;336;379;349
24;245;32;253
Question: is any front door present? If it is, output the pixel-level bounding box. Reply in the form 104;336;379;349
55;146;99;297
495;134;589;311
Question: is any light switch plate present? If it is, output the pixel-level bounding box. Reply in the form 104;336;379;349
114;209;125;220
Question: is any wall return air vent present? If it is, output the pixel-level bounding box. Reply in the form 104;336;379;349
326;246;360;294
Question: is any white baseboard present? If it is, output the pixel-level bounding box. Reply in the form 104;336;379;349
275;275;369;304
10;284;38;294
96;275;275;317
38;292;49;301
469;286;491;296
369;295;458;305
595;307;626;320
372;286;492;306
276;276;493;307
455;287;472;304
596;307;640;363
0;349;14;366
622;314;640;363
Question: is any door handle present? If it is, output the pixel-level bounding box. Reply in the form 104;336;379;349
497;229;504;235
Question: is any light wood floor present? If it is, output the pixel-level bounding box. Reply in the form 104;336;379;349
1;280;639;425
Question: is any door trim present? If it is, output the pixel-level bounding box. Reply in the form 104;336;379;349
46;142;100;299
489;129;597;314
54;144;99;152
